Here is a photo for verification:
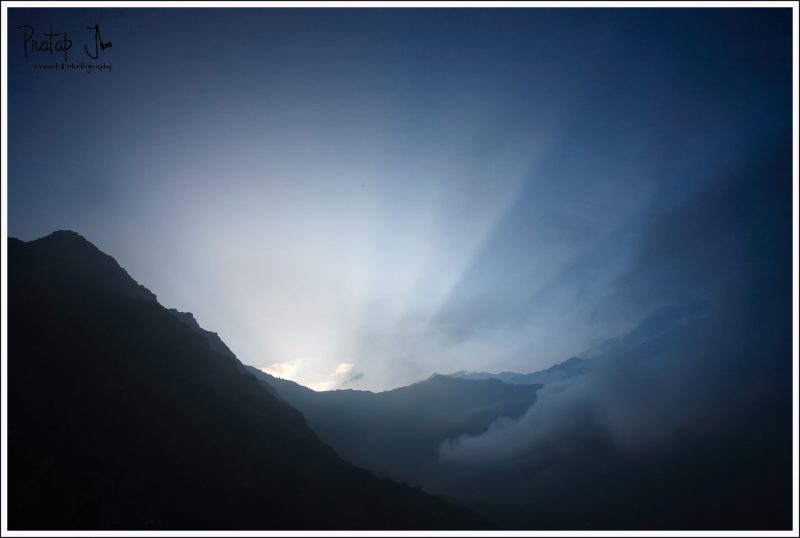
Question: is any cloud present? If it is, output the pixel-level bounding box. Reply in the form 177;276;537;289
440;375;595;463
259;362;299;379
335;362;354;375
343;372;365;385
299;362;365;392
439;138;793;463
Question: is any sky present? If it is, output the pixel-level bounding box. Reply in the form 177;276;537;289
7;7;793;392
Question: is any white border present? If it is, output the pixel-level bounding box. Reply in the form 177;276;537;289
0;1;799;7
1;1;10;536
1;1;797;537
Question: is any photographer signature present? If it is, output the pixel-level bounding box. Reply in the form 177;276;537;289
17;24;112;61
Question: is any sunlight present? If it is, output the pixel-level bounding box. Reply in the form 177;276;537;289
259;362;299;380
335;363;354;375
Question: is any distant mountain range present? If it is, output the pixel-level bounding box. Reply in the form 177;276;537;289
7;231;486;530
246;368;540;488
244;359;600;526
449;356;587;385
243;311;792;530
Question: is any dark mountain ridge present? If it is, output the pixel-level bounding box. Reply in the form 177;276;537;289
167;308;238;361
8;231;485;530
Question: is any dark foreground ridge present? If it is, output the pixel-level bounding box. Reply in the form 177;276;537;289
8;231;487;530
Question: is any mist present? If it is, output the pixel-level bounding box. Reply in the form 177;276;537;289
440;138;792;464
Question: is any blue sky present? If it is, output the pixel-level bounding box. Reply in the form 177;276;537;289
7;8;792;391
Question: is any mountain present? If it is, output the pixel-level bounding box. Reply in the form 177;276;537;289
7;231;485;530
247;368;540;499
167;308;238;361
449;356;587;385
250;348;791;530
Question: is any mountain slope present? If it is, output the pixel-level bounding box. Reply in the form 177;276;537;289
247;368;540;489
249;339;791;530
7;231;485;530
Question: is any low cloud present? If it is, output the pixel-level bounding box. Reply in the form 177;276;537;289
440;375;595;463
439;140;792;464
343;372;365;385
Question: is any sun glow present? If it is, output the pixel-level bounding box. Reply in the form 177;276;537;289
259;362;299;380
260;361;362;392
335;362;354;375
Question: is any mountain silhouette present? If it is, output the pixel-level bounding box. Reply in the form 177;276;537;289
167;308;239;362
249;348;791;529
247;368;540;488
7;231;486;530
